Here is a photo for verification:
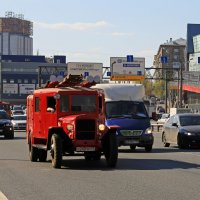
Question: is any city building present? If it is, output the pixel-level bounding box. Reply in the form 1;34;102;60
0;12;67;105
0;55;67;105
153;38;186;108
0;11;33;56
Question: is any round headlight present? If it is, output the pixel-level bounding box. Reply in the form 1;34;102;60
99;124;106;131
145;128;152;134
67;124;74;131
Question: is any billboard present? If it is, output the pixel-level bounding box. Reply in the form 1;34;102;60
3;84;18;94
67;62;103;83
19;84;35;94
110;56;145;81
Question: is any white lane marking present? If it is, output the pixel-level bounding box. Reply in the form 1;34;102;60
0;191;8;200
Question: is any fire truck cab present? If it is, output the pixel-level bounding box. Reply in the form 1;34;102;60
26;81;118;168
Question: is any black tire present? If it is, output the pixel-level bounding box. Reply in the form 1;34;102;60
145;145;152;152
104;132;118;168
162;132;170;147
5;132;14;139
50;134;62;168
177;134;188;149
130;145;136;151
29;143;39;162
38;149;47;162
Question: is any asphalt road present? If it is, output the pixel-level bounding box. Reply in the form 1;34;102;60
0;130;200;200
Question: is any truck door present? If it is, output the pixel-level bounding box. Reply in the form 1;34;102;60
44;96;57;134
33;96;42;138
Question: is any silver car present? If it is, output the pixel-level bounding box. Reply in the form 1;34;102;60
12;115;26;130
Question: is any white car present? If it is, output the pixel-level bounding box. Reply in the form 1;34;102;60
11;115;27;130
157;113;170;124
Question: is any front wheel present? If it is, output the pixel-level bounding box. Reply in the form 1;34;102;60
130;145;136;151
145;145;152;152
29;143;39;162
177;134;188;149
162;132;170;147
50;134;62;168
104;132;118;168
38;149;47;162
5;132;14;139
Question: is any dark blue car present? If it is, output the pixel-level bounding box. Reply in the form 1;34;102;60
0;110;14;139
162;113;200;148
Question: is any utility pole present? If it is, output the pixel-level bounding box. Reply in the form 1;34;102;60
160;55;168;113
180;62;183;108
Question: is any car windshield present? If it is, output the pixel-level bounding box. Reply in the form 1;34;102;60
71;95;96;112
13;116;26;120
106;101;148;119
161;114;170;119
179;115;200;126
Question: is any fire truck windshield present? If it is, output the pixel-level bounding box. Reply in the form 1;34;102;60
72;95;96;112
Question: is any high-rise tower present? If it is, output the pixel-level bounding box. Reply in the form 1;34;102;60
0;11;33;55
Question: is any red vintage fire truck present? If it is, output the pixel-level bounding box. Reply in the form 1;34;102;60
26;75;118;168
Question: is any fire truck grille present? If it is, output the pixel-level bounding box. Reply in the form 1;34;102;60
76;119;96;140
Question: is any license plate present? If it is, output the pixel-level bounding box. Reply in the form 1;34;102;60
125;140;139;144
76;147;96;152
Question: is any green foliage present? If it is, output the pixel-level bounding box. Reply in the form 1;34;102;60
154;80;165;98
143;80;153;96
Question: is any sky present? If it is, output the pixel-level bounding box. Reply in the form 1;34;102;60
1;0;200;67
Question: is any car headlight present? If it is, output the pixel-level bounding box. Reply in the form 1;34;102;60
144;128;152;134
99;124;106;131
67;124;74;131
12;122;16;125
187;132;195;136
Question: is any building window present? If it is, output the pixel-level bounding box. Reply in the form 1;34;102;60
174;55;179;60
3;79;7;83
18;79;22;83
24;79;28;84
10;79;14;83
32;79;36;84
174;49;179;53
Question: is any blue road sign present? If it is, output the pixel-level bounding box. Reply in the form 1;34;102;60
107;72;111;76
137;71;142;75
198;57;200;64
59;71;65;76
161;56;168;63
127;55;134;62
84;72;89;77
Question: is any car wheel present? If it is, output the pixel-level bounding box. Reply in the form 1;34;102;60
104;132;118;168
145;145;152;152
130;145;136;151
50;134;62;168
38;149;47;162
162;132;170;147
5;132;14;139
177;134;188;149
29;143;39;162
